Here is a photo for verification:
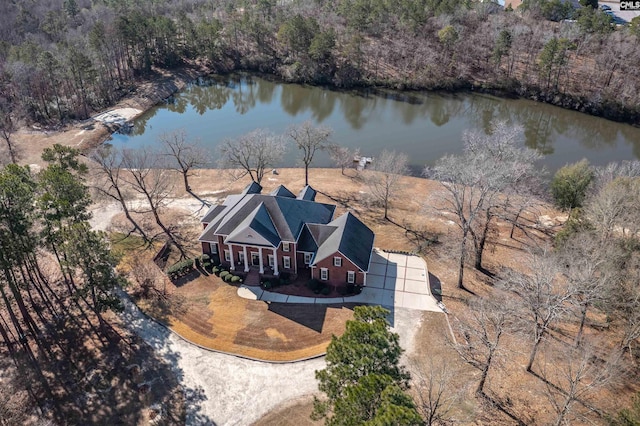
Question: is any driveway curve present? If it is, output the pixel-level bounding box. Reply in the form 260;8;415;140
119;292;424;425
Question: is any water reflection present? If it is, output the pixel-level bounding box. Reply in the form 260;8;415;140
110;74;640;172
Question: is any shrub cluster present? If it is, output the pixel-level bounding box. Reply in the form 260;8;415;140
307;279;332;295
166;259;194;280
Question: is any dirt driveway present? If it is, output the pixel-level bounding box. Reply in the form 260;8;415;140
119;289;423;425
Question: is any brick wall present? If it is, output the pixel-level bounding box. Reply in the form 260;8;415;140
311;252;364;287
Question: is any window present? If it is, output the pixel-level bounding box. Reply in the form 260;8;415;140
283;256;291;269
224;250;231;262
334;256;342;267
268;255;274;267
304;253;312;265
210;243;218;254
238;251;245;263
282;242;290;252
320;268;328;281
347;271;355;284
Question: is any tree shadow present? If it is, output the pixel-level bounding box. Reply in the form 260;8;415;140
266;303;329;333
428;272;443;303
480;391;530;426
117;290;216;425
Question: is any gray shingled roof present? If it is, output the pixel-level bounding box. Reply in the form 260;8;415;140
226;202;281;247
312;212;374;272
297;185;317;201
297;225;319;252
198;193;336;245
270;185;296;198
200;204;226;224
243;181;263;194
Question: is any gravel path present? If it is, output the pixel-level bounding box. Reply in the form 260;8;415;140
119;291;423;425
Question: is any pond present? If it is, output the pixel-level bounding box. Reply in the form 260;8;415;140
109;74;640;174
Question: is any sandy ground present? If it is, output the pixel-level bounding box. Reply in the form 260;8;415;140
119;287;422;426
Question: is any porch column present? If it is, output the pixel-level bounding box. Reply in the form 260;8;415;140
272;248;279;276
243;246;249;272
229;244;235;271
258;248;264;274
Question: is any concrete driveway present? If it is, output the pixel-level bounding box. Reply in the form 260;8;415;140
239;249;442;313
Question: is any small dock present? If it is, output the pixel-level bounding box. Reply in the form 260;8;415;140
354;155;373;171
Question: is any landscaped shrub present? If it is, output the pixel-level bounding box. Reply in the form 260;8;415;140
212;266;221;275
219;270;230;280
346;283;355;294
307;279;321;292
320;286;331;296
224;273;234;282
230;275;242;283
200;254;212;269
280;272;291;281
263;281;272;289
270;277;281;288
166;258;195;280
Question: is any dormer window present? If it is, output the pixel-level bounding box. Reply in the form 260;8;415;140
283;242;290;252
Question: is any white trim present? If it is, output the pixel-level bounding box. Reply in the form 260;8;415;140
209;242;218;254
224;249;231;262
283;256;291;269
304;252;312;265
282;242;290;252
320;268;328;281
238;251;245;263
347;271;355;284
334;256;342;267
268;254;274;267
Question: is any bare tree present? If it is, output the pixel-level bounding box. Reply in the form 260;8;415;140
453;297;510;396
90;145;150;243
411;358;463;425
287;121;332;186
217;128;287;184
328;144;358;175
0;93;18;164
121;147;187;258
160;129;210;203
500;249;575;373
425;121;541;289
542;340;620;426
557;231;622;346
584;176;640;240
364;150;408;220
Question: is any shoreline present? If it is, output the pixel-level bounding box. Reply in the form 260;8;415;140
13;64;639;168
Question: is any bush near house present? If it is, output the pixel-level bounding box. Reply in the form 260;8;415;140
166;258;195;280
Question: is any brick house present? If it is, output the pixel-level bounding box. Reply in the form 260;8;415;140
198;182;375;288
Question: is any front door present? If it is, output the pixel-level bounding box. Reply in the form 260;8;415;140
251;253;260;266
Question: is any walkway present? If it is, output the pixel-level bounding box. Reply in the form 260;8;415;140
238;249;442;312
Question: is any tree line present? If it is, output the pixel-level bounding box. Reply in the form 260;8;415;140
1;0;640;161
0;144;142;422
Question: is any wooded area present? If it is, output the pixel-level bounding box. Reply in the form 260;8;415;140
0;0;639;155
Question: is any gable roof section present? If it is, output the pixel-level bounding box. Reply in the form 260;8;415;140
225;202;281;247
243;181;263;195
297;225;319;252
270;185;296;198
312;212;374;272
306;223;338;246
297;185;317;201
200;204;226;224
199;192;336;244
275;196;335;241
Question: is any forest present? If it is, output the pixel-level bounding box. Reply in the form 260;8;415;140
0;0;640;147
1;0;640;424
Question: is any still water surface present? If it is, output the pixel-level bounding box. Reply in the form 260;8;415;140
109;74;640;174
